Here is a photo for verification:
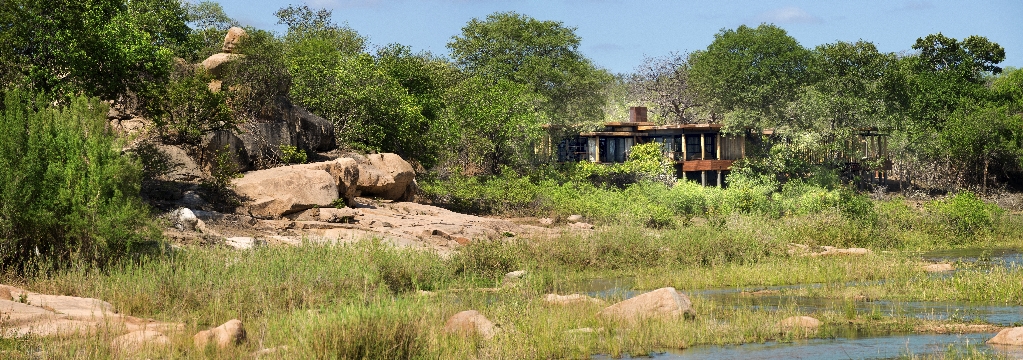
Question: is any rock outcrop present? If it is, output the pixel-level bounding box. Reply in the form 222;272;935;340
443;310;497;339
597;287;695;323
232;166;339;219
0;285;183;339
194;319;247;349
988;327;1023;346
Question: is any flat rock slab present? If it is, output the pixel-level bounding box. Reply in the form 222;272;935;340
232;166;339;219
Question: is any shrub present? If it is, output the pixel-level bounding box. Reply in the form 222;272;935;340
926;191;1003;237
279;144;308;164
153;64;234;145
305;306;426;360
0;91;160;272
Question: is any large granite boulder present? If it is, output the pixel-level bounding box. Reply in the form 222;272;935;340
295;158;360;203
222;27;246;53
194;319;246;349
201;53;243;78
357;153;416;201
988;327;1023;346
597;287;695;323
232;166;339;219
443;310;496;339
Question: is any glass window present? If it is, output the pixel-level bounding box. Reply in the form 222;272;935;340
686;135;702;160
704;134;717;160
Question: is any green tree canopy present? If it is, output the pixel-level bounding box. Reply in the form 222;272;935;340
447;12;611;126
0;0;188;103
689;24;812;127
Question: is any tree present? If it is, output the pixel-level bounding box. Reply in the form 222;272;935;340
0;0;187;105
447;12;611;127
913;33;1005;78
688;24;812;128
630;53;701;124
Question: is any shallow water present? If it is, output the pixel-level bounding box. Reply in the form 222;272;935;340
649;333;1023;360
922;248;1023;268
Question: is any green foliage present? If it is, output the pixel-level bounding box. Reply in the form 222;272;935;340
925;192;1003;237
176;1;238;62
689;24;811;126
305;306;426;359
279;145;308;164
200;145;241;203
153;65;233;145
222;29;291;120
0;0;185;105
0;91;159;271
448;11;612;126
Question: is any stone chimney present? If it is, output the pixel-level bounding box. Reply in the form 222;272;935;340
629;106;648;123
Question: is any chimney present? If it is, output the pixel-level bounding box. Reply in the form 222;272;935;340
629;107;647;123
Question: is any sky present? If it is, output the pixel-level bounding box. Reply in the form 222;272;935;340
208;0;1022;74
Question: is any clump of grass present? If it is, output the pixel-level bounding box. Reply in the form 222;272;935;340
299;305;428;359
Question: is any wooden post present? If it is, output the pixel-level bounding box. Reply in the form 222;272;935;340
740;134;746;158
681;135;687;161
717;170;722;188
700;134;706;160
594;136;600;163
716;133;721;160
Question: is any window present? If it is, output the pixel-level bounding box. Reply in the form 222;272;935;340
704;134;717;160
686;135;702;160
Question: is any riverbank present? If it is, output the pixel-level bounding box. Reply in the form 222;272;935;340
2;214;1021;358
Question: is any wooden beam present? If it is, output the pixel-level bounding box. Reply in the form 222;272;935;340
700;134;705;160
716;133;721;160
681;135;687;160
681;160;735;171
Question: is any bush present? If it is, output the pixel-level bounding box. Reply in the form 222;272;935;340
926;191;1003;237
0;91;160;272
279;144;308;164
304;306;426;360
153;64;234;145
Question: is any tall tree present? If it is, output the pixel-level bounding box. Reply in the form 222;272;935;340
630;53;702;124
688;24;811;129
447;12;611;127
0;0;188;104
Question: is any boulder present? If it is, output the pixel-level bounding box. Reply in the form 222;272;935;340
538;218;555;226
544;294;604;306
296;158;359;203
987;327;1023;346
222;27;246;53
357;164;395;193
319;208;360;223
504;270;527;280
358;153;416;201
194;319;246;349
202;130;250;172
225;237;262;250
201;53;243;78
154;144;203;182
567;215;584;223
111;330;171;352
232;167;339;219
778;316;821;330
443;310;496;339
173;208;199;231
597;287;695;323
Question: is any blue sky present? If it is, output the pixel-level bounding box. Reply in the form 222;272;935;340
209;0;1022;74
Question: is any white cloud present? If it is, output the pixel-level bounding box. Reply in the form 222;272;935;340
751;6;822;24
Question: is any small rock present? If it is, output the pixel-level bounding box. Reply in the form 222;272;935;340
569;222;594;230
173;208;199;231
504;270;527;279
567;215;584;223
424;229;452;239
544;294;604;306
922;263;955;272
538;218;555;225
778;316;821;330
451;236;471;245
597;287;695;323
443;310;496;339
194;319;246;349
180;191;205;208
111;330;171;352
987;326;1023;346
319;208;359;223
225;237;262;250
